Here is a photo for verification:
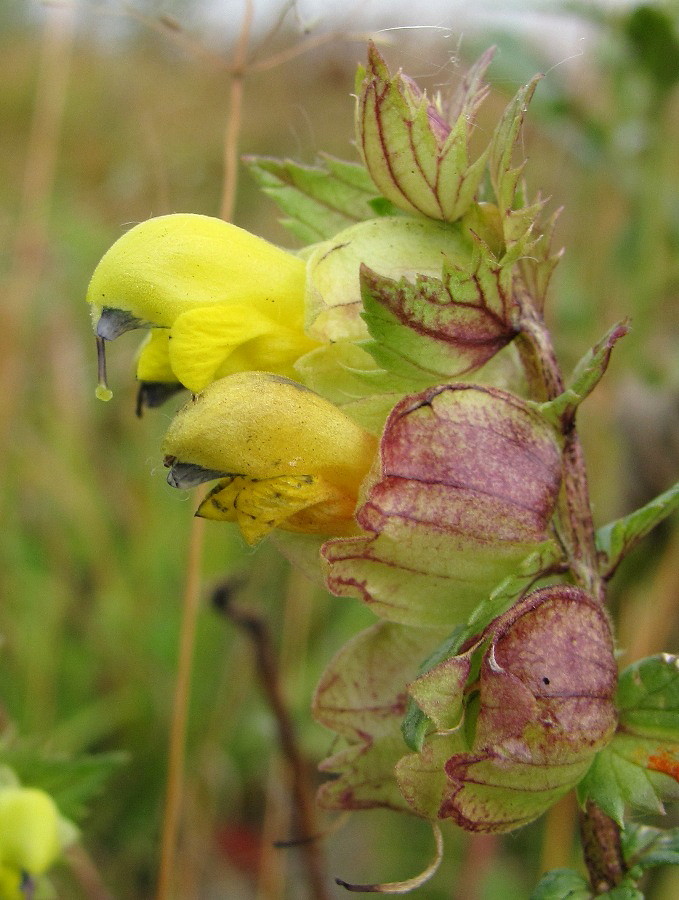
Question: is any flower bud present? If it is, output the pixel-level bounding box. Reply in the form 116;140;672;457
161;372;377;544
355;43;492;221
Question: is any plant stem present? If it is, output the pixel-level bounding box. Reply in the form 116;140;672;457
579;801;625;894
220;0;254;222
213;583;330;900
515;283;626;889
515;288;603;602
156;513;205;900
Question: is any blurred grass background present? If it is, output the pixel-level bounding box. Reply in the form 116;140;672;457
1;1;678;897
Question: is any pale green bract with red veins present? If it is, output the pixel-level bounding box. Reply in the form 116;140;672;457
314;586;618;833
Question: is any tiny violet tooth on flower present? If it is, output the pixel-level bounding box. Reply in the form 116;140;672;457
86;213;318;399
161;372;377;544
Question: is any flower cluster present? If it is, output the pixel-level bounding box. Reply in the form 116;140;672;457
87;43;679;892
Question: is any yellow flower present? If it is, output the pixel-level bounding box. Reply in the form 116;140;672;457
162;372;377;544
86;214;319;399
0;787;61;877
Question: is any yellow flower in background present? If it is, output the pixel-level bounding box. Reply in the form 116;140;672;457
162;372;377;545
0;786;66;897
86;213;319;399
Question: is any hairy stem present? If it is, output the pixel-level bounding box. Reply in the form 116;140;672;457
515;284;625;886
579;801;625;893
515;289;603;601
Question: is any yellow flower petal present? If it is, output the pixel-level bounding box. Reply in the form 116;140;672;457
163;372;376;492
136;329;176;384
163;373;377;541
197;474;347;544
0;788;61;875
168;304;319;393
87;213;307;329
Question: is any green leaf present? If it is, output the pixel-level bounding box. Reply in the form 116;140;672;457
530;868;592;899
401;625;470;751
596;480;679;578
579;653;679;823
244;154;378;242
617;655;679;742
603;885;644;900
0;747;127;822
621;823;679;871
489;76;542;253
577;733;679;827
537;322;629;430
625;5;679;94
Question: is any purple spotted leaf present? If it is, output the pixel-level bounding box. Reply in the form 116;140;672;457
322;384;564;627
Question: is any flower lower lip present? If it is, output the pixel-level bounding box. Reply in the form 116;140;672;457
164;460;230;489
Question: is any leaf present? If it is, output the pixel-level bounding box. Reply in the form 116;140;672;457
625;5;679;94
537;322;629;430
577;729;679;827
585;654;679;824
621;823;679;871
355;43;491;221
467;539;564;633
313;621;445;815
243;154;378;242
488;76;545;256
0;748;127;822
401;625;469;751
596;480;679;578
617;655;679;742
304;215;474;344
530;868;592;899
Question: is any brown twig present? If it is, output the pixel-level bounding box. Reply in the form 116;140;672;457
213;581;330;900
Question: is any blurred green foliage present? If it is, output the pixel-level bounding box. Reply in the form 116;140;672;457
1;1;678;897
